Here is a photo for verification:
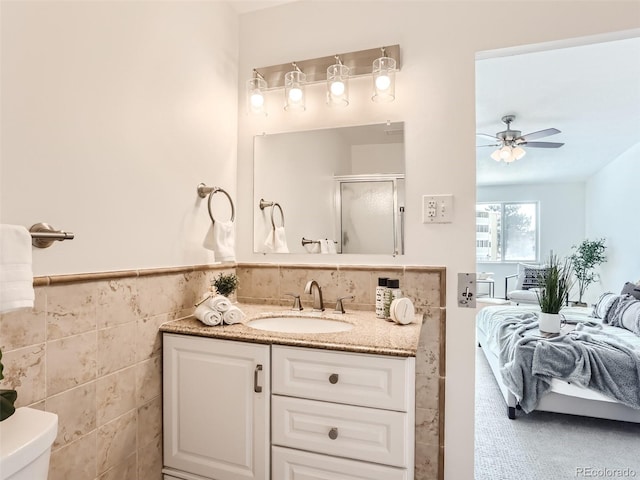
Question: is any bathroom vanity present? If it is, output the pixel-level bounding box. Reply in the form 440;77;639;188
160;304;421;480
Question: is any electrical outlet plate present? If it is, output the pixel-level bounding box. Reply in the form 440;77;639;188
457;272;476;308
422;194;453;223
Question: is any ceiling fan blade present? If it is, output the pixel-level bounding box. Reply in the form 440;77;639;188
476;144;501;148
476;133;499;140
521;141;564;148
519;128;561;142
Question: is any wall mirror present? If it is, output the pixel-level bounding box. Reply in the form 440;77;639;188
253;122;405;255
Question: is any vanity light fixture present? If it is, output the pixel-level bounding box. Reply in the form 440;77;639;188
250;45;400;113
284;63;306;112
327;56;350;107
247;69;267;116
372;47;396;103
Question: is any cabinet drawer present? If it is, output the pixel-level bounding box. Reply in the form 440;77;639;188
272;345;415;411
272;446;411;480
272;396;413;468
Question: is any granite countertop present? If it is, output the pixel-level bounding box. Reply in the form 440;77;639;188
160;303;422;357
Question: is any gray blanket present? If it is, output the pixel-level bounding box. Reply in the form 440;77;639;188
498;313;640;413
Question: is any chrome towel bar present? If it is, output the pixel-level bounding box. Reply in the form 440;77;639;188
259;199;284;229
197;183;235;225
29;223;75;249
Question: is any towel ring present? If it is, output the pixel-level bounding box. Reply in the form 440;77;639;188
259;199;285;229
197;183;235;225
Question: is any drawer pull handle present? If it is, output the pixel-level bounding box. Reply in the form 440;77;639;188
328;428;339;440
329;373;339;384
254;364;263;393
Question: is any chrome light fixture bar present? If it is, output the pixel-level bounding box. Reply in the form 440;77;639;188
252;45;400;90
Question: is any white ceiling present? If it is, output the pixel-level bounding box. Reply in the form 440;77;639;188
476;35;640;186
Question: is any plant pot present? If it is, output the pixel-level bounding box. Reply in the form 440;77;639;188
538;312;562;334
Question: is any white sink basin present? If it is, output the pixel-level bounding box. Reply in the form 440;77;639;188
246;316;353;334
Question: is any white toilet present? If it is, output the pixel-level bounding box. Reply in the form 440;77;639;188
0;407;58;480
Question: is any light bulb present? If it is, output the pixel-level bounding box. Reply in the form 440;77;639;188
499;146;512;160
330;81;345;96
512;146;526;160
375;74;391;91
250;91;264;108
289;87;303;102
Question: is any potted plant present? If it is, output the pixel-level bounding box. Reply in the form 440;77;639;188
536;254;574;333
212;272;239;299
0;349;18;421
569;238;607;306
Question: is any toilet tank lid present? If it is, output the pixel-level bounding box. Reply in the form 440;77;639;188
0;408;58;480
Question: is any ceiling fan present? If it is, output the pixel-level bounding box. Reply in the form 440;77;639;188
477;115;564;163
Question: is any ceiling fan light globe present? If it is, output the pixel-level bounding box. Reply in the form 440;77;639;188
512;146;526;160
499;146;512;160
490;150;502;162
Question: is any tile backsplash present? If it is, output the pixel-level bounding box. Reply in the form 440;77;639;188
0;265;230;480
0;262;445;480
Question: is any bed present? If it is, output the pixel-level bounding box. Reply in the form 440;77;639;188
476;300;640;422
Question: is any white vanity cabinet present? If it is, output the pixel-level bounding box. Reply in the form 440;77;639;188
162;334;270;480
271;345;415;480
162;336;415;480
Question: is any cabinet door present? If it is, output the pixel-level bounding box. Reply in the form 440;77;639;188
163;334;270;480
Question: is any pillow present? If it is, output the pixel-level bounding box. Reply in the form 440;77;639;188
621;282;640;300
516;263;548;290
592;292;618;319
605;294;640;336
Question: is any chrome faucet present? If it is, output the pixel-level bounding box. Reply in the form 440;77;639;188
304;280;324;311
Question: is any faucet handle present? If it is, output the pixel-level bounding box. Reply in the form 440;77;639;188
334;295;355;314
284;293;303;311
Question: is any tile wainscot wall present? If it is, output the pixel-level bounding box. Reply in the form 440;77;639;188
0;263;445;480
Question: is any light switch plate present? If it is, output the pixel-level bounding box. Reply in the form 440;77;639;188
457;272;476;308
422;194;453;223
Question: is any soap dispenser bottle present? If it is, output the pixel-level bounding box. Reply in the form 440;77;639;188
376;277;389;319
384;279;402;319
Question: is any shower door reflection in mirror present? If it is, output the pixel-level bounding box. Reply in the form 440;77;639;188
336;175;404;255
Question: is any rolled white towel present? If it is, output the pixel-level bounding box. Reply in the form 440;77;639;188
207;295;232;312
222;305;246;325
195;304;223;326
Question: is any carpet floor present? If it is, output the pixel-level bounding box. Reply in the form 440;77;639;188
474;346;640;480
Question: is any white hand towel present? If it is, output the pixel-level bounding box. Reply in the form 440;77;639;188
194;304;223;326
222;305;246;325
212;221;236;263
0;225;35;313
304;242;320;254
273;227;289;253
319;239;329;254
207;295;232;312
326;239;337;254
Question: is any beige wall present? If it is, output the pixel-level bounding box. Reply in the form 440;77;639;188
0;1;239;275
236;3;640;479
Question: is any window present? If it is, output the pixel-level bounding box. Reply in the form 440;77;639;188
476;202;538;262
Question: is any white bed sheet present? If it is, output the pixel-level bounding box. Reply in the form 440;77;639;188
477;304;640;403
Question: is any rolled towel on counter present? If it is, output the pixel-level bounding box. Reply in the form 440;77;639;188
222;305;246;325
208;295;232;312
194;304;223;326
